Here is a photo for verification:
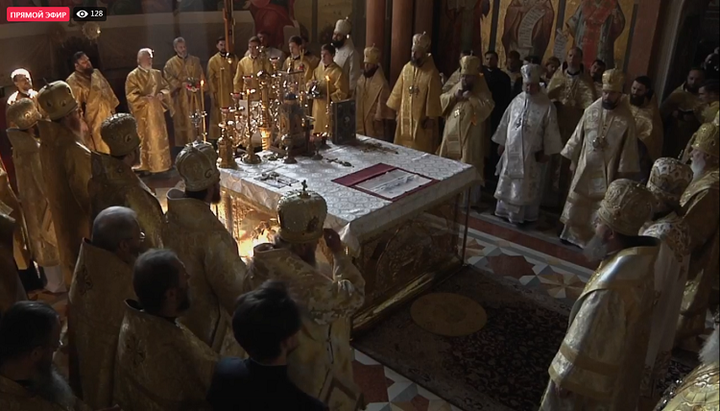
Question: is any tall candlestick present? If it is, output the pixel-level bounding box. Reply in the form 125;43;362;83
219;67;225;108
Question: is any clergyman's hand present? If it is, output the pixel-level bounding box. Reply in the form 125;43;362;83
323;228;344;253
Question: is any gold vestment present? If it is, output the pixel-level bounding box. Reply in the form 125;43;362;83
68;240;135;409
283;55;314;83
0;203;26;314
162;189;248;356
441;69;461;94
0;166;30;270
676;169;720;342
66;70;119;154
36;120;92;285
233;55;274;100
387;56;443;154
0;374;91;411
696;101;720;125
6;90;46;123
541;239;660;410
438;79;495;184
310;62;349;134
660;85;703;158
88;153;164;248
560;100;640;247
356;67;394;139
163;55;206;146
659;361;719;411
6;129;59;267
207;52;238;140
248;244;365;410
113;300;218;411
545;69;597;207
629;95;664;164
125;67;172;174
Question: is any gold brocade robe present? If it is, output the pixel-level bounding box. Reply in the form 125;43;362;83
676;169;720;342
68;240;135;409
355;67;393;139
310;62;349;134
66;70;119;154
207;52;238;140
560;99;640;248
387;56;443;154
36;120;92;285
438;80;495;185
659;361;719;411
628;95;663;165
233;55;274;100
0;374;91;411
88;153;164;249
125;66;172;174
541;239;660;410
0;203;26;314
113;300;218;411
545;69;597;207
6;129;59;267
162;189;248;356
248;244;366;410
163;55;206;147
660;85;703;158
283;54;314;83
0;166;30;270
696;101;720;125
441;69;461;94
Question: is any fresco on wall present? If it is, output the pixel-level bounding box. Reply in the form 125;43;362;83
437;0;491;78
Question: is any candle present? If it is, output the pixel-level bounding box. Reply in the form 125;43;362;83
200;79;205;113
325;75;330;106
219;67;225;108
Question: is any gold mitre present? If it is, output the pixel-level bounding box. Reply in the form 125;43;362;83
521;63;543;84
602;69;625;93
647;157;693;205
691;122;719;158
277;180;327;244
334;17;352;36
175;141;220;192
460;55;481;76
364;46;381;65
597;179;653;236
412;32;431;53
5;98;41;131
37;81;78;121
101;113;141;157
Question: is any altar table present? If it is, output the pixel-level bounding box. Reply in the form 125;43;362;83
216;135;479;331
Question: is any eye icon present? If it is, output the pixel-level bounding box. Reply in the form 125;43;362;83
76;9;89;19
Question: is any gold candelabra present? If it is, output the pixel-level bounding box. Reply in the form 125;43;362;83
188;77;207;142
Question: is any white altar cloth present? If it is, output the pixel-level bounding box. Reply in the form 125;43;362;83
220;135;479;252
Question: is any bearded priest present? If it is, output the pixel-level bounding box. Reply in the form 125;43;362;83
541;179;660;410
163;37;206;147
560;69;641;248
355;46;394;140
640;158;693;401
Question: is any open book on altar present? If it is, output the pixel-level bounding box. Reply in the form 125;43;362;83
332;163;436;201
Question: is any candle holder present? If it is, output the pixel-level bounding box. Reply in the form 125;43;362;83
312;135;323;160
282;134;297;164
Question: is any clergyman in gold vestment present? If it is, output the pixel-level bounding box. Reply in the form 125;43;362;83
207;37;238;140
0;149;31;272
628;76;664;179
544;47;597;208
541;179;660;410
309;44;349;134
5;99;62;292
387;33;443;154
233;36;274;100
125;48;173;174
0;301;93;411
163;142;248;356
560;70;640;248
68;207;143;409
66;52;120;154
283;36;315;84
355;46;394;140
0;204;26;314
660;68;705;158
675;123;720;346
247;184;366;410
36;81;92;286
438;55;494;192
88;114;164;249
163;37;206;147
113;250;218;411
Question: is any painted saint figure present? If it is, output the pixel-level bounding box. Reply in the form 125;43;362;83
566;0;626;70
501;0;555;61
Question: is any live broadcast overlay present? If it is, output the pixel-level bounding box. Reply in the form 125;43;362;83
6;6;107;22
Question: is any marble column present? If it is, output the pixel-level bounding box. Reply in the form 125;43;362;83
413;0;433;38
391;0;414;84
366;0;386;53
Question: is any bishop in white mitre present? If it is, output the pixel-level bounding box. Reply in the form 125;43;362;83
639;157;693;401
332;18;360;98
493;64;562;224
560;69;641;248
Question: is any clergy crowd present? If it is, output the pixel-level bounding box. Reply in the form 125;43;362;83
1;14;719;411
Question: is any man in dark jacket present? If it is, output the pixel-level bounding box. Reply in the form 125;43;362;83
483;50;512;180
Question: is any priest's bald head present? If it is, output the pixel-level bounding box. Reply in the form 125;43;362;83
92;206;145;264
137;48;154;69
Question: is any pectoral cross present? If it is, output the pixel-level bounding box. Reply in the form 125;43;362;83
408;85;420;96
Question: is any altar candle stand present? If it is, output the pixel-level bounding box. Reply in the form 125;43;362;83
199;79;207;141
242;89;261;165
